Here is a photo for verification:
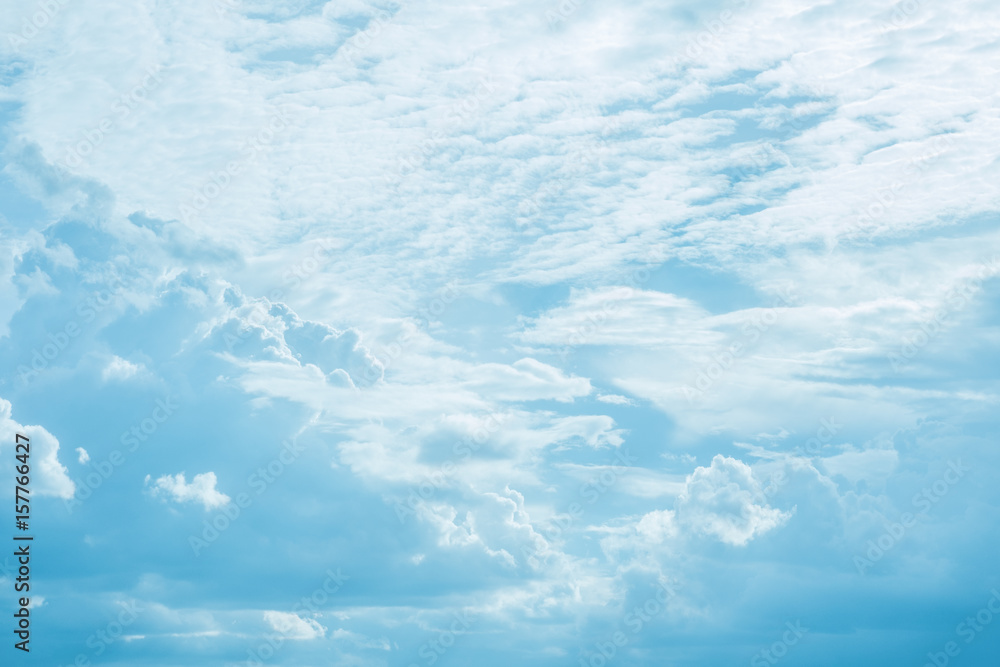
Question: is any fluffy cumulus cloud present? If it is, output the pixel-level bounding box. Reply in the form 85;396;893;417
0;397;75;499
198;285;384;388
146;472;230;510
674;454;792;546
0;0;998;664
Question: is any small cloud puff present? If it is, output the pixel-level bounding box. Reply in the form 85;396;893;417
263;611;326;640
146;472;231;511
76;447;90;464
597;393;635;405
101;356;146;382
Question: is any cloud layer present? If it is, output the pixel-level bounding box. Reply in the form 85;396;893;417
1;0;999;665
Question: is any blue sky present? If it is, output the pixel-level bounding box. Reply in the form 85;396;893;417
1;0;999;665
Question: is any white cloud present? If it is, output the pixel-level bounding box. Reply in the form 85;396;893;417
820;446;899;486
263;611;326;640
201;286;383;388
635;509;678;544
146;472;230;511
330;628;391;650
464;358;592;402
76;447;90;464
673;455;792;546
518;287;714;348
0;397;75;499
596;393;634;406
101;355;145;382
1;0;998;661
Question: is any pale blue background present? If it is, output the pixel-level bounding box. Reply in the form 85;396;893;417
1;0;999;665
